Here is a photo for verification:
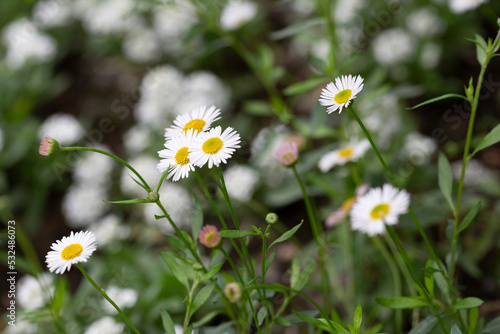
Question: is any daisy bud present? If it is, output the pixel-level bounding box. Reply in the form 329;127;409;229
198;225;221;248
146;191;159;202
265;212;278;225
274;141;299;167
39;136;60;156
224;282;242;303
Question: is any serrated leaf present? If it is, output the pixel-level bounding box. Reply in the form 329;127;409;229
201;263;223;282
284;77;325;96
161;251;190;291
451;323;463;334
190;281;216;317
103;198;149;204
219;230;259;238
192;198;204;241
354;302;362;333
160;309;176;334
471;123;500;157
438;153;455;211
375;297;428;309
407;94;468;110
458;201;481;233
454;297;483;310
268;221;303;249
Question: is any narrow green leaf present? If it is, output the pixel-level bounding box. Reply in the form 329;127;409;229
454;297;484;310
268;221;303;249
51;278;68;314
469;307;479;333
475;34;488;65
160;251;190;291
424;260;435;298
451;323;463;334
270;17;323;40
219;230;259;238
364;323;384;334
274;317;292;326
291;259;315;291
191;198;204;241
201;263;223;282
353;302;362;333
264;248;276;273
293;311;347;333
242;100;273;116
438;153;455;211
407;94;468;110
160;309;176;334
284;77;325;96
480;316;500;333
103;198;149;204
471;123;500;157
257;306;268;326
190;281;216;317
192;310;224;328
375;297;428;309
458;201;481;233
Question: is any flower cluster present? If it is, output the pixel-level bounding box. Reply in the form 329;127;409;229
157;105;241;181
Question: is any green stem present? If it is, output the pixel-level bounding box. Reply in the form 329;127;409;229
372;236;402;333
183;278;200;332
76;263;141;334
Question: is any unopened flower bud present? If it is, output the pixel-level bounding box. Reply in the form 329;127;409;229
224;282;241;303
198;225;221;248
147;191;159;202
265;213;278;225
39;136;59;156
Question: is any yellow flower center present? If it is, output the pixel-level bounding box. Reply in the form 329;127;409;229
334;89;352;104
205;232;215;242
338;147;353;158
370;203;390;219
202;137;223;154
174;147;190;165
183;119;206;134
61;243;83;260
342;197;355;211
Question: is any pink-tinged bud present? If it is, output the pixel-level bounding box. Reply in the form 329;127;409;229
198;225;221;248
274;141;299;167
224;282;241;303
39;136;60;156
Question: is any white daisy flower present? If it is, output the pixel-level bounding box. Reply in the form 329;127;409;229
190;126;241;169
45;231;97;274
318;140;370;172
350;184;410;236
157;130;197;181
319;75;364;114
165;105;221;139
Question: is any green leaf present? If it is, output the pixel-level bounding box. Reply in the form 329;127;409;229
458;201;481;233
475;34;488;65
438;153;455;211
257;306;268;326
471;123;500;157
424;260;435;298
160;251;190;291
408;314;438;334
480;316;500;333
190;281;216;317
191;198;204;241
364;323;384;334
290;258;315;291
469;307;479;333
200;263;223;282
192;310;224;328
270;17;323;40
353;303;362;333
242;100;273;116
219;230;259;238
375;297;428;309
264;248;276;273
51;278;68;314
160;309;176;334
293;311;348;333
103;198;149;204
451;323;463;334
454;297;483;310
407;94;468;110
284;77;325;96
268;221;303;249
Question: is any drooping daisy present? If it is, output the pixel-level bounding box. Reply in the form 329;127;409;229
350;184;410;236
46;231;97;274
319;75;364;114
189;126;241;169
157;130;197;181
165;105;221;139
318;140;370;172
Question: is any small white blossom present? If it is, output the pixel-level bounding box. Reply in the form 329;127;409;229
84;317;124;334
448;0;489;13
17;273;54;310
372;29;416;66
32;0;72;28
223;165;259;202
38;113;84;146
103;286;138;314
220;1;258;31
62;185;107;227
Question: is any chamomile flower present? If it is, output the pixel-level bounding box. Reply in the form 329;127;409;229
319;75;364;114
45;231;97;274
157;130;197;181
350;184;410;236
165;105;221;138
190;126;241;169
318;140;369;172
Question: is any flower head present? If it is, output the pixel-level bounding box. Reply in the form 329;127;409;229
224;282;242;303
274;141;299;167
165;105;221;139
39;136;60;156
220;1;258;31
189;126;241;168
198;225;221;248
46;231;97;274
318;140;370;172
157;130;197;181
350;184;410;236
319;75;364;114
448;0;488;14
266;212;278;225
326;184;369;227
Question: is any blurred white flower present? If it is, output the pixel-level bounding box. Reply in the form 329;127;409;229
448;0;489;13
38;113;84;146
62;185;107;227
123;125;151;155
84;317;124;334
2;18;56;69
77;0;139;35
310;39;330;60
372;28;416;66
73;145;115;187
420;42;442;69
223;165;259;202
318;140;370;172
32;0;72;28
17;273;54;311
122;26;162;63
290;0;316;16
334;0;366;24
451;159;495;187
144;182;192;234
5;320;37;334
220;0;258;31
103;286;138;313
90;214;130;246
406;7;445;38
120;155;159;197
402;132;437;166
